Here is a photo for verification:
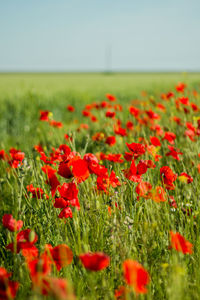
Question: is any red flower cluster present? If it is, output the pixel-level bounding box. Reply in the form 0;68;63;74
79;252;110;271
0;267;19;300
160;166;177;190
6;229;38;254
0;148;25;169
123;260;150;294
2;214;23;232
39;110;63;128
170;231;193;254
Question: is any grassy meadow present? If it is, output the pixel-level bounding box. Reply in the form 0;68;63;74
0;72;200;300
0;72;199;149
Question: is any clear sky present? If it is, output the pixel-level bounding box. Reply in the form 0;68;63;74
0;0;200;71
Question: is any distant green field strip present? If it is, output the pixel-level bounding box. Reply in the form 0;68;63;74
0;73;199;98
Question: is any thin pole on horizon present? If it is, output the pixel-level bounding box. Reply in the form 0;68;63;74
105;44;112;73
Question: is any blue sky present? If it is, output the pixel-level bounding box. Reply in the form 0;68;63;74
0;0;200;71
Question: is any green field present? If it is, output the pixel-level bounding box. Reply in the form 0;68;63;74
0;72;200;300
0;72;199;150
1;72;200;97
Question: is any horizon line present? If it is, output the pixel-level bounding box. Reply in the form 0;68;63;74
0;69;200;74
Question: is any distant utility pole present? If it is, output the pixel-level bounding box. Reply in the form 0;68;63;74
105;44;112;73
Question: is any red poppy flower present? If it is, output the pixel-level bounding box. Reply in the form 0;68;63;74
82;110;91;117
172;116;182;125
114;286;127;299
157;103;166;111
146;145;162;162
59;144;71;156
109;170;121;188
21;246;39;263
40;110;50;121
58;182;79;202
42;165;60;196
146;110;160;120
184;129;196;141
123;260;150;294
126;121;134;130
106;93;116;101
166;145;183;161
150;136;161;147
123;160;148;183
26;252;52;294
81;123;89;129
49;120;63;128
126;143;145;159
151;186;167;203
124;152;134;161
105;136;116;146
79;252;110;271
89;162;108;177
114;126;127;136
140;159;156;169
114;104;123;111
57;161;73;179
0;267;19;299
191;102;198;112
163;132;176;144
68;157;90;183
58;207;73;219
136;161;148;175
56;185;80;216
90;115;98;122
100;153;123;163
160;166;177;190
178;172;193;184
54;197;69;209
176;82;186;93
34;144;44;154
8;148;25;168
129;106;140;118
83;153;98;170
39;152;55;165
96;168;120;193
136;182;152;200
41;277;71;299
28;257;51;283
169;231;193;254
106;111;116;118
64;133;70;140
167;91;174;99
123;160;140;182
23;245;73;298
92;132;105;141
96;176;110;193
0;149;6;160
2;214;23;232
184;106;190;114
150;124;163;136
6;229;38;253
179;97;189;106
27;184;45;199
47;244;73;271
55;147;73;166
183;107;190;114
67;105;75;112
